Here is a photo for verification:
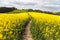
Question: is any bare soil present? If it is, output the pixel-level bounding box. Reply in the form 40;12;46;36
23;20;33;40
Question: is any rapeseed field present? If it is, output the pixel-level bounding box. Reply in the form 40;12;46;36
0;13;29;40
0;12;60;40
29;12;60;40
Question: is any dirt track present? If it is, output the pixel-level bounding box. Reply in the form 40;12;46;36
23;20;33;40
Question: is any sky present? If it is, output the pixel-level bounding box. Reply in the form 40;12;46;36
0;0;60;12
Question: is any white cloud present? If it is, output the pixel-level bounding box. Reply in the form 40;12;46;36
0;0;60;12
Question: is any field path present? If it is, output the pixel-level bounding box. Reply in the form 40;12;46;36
23;19;33;40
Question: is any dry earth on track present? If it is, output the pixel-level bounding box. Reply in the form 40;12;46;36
23;20;33;40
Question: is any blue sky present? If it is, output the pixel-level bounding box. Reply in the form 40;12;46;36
0;0;60;12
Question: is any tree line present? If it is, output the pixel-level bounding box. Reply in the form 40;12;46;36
0;7;17;13
0;7;60;15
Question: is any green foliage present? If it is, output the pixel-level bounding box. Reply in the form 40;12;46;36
8;9;28;13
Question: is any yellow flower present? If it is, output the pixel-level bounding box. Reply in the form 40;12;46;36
3;36;6;39
9;31;13;35
0;33;3;39
0;13;29;40
50;39;53;40
46;27;49;32
57;39;59;40
56;32;59;35
50;32;53;34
